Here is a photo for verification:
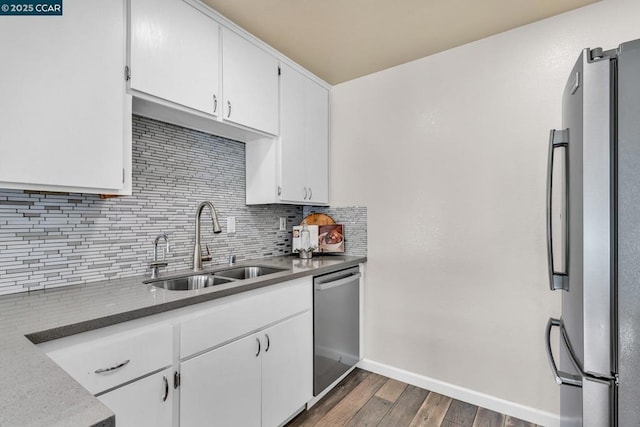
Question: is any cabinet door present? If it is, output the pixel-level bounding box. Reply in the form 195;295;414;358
279;64;309;203
0;0;126;191
180;333;261;427
130;0;220;116
278;65;329;205
262;311;313;427
98;367;173;427
222;28;279;135
304;80;330;205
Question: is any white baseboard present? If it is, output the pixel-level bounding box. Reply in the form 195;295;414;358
358;359;560;427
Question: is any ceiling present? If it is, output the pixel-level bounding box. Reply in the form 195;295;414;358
202;0;599;85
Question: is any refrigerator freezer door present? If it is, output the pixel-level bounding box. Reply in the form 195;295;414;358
580;52;612;378
554;48;614;426
561;49;612;377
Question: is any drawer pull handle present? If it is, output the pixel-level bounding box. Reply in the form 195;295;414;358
162;375;169;402
94;359;130;374
265;334;270;352
256;337;261;357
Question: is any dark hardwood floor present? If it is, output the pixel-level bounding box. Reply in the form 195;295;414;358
286;369;539;427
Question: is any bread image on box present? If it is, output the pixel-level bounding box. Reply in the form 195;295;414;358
318;224;344;253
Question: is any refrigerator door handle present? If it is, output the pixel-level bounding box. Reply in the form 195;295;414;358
546;318;583;387
546;129;570;291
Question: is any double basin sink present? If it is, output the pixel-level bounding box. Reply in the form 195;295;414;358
144;266;286;291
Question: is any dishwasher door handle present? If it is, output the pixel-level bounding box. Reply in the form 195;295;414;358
314;273;361;291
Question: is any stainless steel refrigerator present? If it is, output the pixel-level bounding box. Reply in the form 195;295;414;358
545;39;640;426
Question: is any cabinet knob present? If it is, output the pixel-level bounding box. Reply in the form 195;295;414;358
213;94;217;113
255;337;261;357
309;187;312;200
227;100;232;118
265;334;270;352
303;187;308;200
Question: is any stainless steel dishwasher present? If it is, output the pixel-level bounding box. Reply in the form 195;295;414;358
313;266;361;396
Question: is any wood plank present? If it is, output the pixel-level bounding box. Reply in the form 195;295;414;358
378;385;430;427
375;378;408;403
444;399;478;426
473;407;505;427
287;368;370;427
315;372;388;426
346;396;393;427
409;391;453;427
505;415;538;427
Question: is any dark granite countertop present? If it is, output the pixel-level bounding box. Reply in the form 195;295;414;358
0;254;366;427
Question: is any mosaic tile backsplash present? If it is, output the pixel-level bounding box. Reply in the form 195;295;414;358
0;116;303;295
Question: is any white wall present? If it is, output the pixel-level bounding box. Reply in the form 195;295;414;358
331;0;640;423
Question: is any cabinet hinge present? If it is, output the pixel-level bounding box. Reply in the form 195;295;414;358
174;371;181;389
278;66;281;76
124;65;131;81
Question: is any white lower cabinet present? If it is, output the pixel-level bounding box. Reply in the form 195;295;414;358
180;311;312;427
261;312;313;427
98;367;174;427
180;331;262;427
39;277;313;427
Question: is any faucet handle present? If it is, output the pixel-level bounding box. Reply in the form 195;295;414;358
201;244;213;262
149;261;168;279
150;261;168;268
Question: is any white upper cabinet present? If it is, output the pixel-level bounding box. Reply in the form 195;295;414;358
279;64;329;205
130;0;220;116
279;64;308;203
303;79;330;204
0;0;131;194
222;28;279;135
247;64;329;205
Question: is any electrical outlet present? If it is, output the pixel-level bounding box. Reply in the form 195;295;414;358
227;217;236;234
279;217;287;231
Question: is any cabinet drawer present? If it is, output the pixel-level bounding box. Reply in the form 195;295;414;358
39;321;174;395
181;277;312;358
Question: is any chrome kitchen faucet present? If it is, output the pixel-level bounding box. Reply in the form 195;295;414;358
150;232;170;279
193;201;222;271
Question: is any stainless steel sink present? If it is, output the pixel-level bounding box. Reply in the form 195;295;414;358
144;265;285;291
148;274;233;291
214;266;285;280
